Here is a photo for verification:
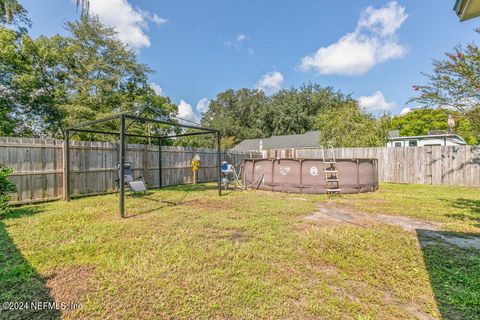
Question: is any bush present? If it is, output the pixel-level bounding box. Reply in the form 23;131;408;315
0;163;16;213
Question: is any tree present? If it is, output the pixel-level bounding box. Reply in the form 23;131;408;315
0;27;25;135
262;84;353;136
1;0;88;24
0;0;30;33
0;163;16;214
172;130;236;149
199;84;356;148
317;102;390;147
1;16;176;138
390;108;477;144
409;30;480;139
201;88;267;144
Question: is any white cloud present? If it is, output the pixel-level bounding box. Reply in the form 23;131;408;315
196;98;210;114
225;33;252;53
357;2;408;37
400;107;411;115
177;100;199;123
150;83;163;96
87;0;167;49
300;1;407;76
255;71;284;94
236;34;247;42
147;13;168;26
357;91;396;111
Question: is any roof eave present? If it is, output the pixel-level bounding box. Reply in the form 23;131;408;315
454;0;480;21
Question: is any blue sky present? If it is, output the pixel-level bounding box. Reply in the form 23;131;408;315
21;0;480;121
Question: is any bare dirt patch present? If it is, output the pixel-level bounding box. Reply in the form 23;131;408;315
289;197;308;201
183;198;231;210
203;226;251;243
228;230;250;243
383;290;437;320
332;280;436;319
306;202;480;251
373;214;440;232
45;265;95;307
305;202;440;232
306;263;338;276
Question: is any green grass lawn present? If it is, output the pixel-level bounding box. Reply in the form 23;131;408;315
1;183;479;319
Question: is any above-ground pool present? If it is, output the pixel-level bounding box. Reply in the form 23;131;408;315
243;158;379;194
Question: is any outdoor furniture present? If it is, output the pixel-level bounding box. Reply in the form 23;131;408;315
116;161;148;195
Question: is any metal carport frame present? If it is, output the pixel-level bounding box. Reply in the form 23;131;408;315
64;113;221;218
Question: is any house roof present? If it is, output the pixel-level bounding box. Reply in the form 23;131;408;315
454;0;480;21
231;131;320;151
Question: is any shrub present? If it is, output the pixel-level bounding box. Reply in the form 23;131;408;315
0;163;16;213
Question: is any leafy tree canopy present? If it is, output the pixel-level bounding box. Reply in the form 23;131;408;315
1;16;176;139
201;88;267;143
0;163;16;213
0;0;30;33
317;102;390;148
174;84;386;149
0;28;21;135
193;84;355;148
409;29;480;140
262;84;351;137
390;108;477;144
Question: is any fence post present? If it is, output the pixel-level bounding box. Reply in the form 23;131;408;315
216;131;222;196
143;143;149;185
158;138;162;188
119;115;125;218
63;131;70;201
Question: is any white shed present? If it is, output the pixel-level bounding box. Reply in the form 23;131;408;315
386;131;467;147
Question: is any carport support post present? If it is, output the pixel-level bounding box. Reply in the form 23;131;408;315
158;138;162;188
64;130;70;201
216;131;222;196
119;115;126;218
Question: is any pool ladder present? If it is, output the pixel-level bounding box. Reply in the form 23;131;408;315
321;145;341;194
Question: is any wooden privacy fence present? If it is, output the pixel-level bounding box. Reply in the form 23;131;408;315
261;145;480;187
2;137;479;205
0;137;258;205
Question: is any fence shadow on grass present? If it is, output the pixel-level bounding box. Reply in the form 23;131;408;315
124;186;194;218
444;198;480;228
0;207;61;320
125;200;178;218
416;229;480;320
121;183;230;218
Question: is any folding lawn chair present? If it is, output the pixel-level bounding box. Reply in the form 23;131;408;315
116;161;148;195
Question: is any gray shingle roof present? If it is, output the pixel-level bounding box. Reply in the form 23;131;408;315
231;131;320;151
